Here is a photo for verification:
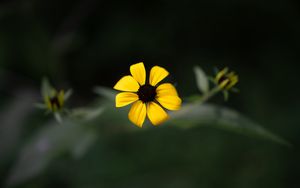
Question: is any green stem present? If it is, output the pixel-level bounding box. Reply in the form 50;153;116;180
198;87;221;104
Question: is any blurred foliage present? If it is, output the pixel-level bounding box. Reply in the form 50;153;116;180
1;0;300;188
1;85;290;187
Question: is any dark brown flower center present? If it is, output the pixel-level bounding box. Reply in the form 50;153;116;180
50;96;61;109
137;84;157;103
218;75;231;87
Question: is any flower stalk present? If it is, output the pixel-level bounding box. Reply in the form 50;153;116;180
198;86;221;104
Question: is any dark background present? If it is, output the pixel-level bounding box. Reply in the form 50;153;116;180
0;0;300;187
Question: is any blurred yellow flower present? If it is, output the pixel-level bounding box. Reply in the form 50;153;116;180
114;62;182;127
215;67;239;90
44;89;65;112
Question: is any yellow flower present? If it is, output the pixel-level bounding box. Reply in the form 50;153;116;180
44;89;65;112
215;67;239;90
113;62;182;127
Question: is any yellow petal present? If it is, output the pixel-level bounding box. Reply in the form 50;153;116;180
116;92;139;107
219;79;230;89
147;102;169;126
58;90;65;108
45;96;52;110
215;67;228;82
149;66;169;86
128;100;146;127
156;83;178;97
52;103;57;112
227;72;236;78
130;62;146;86
114;75;140;92
156;95;182;111
225;75;239;90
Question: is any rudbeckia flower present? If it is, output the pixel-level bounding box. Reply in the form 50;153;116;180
44;89;65;112
36;78;72;123
113;62;182;127
215;67;239;90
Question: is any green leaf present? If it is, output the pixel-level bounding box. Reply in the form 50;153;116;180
6;120;98;186
194;66;209;94
64;89;73;101
223;90;229;101
41;77;52;98
34;103;47;109
0;90;37;166
168;103;291;147
71;131;98;159
6;97;121;186
70;107;104;121
54;112;62;123
94;86;117;101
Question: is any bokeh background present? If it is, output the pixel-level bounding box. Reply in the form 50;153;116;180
0;0;300;187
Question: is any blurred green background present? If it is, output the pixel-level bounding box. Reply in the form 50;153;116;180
0;0;300;187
